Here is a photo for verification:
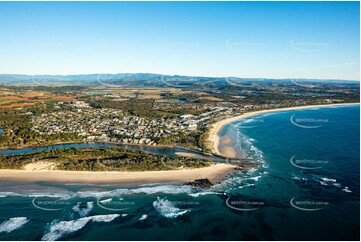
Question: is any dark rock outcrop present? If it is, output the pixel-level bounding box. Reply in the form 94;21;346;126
185;178;213;188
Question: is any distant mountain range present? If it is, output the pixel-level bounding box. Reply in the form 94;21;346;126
0;73;358;86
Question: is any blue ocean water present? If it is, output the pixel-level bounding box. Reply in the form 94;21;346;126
0;105;359;241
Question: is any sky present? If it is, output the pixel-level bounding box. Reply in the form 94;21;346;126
0;1;359;80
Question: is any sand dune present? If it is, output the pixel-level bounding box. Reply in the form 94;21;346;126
23;161;56;171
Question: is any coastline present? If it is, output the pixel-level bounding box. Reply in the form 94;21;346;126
0;163;236;184
206;103;359;157
0;102;357;184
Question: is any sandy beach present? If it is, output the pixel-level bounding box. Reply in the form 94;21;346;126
0;103;357;185
0;163;236;184
206;103;359;157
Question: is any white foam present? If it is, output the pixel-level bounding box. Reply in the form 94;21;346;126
247;168;258;174
130;185;193;195
0;192;18;198
0;183;195;200
342;187;352;193
241;118;254;124
333;183;342;187
99;198;112;204
321;177;337;183
90;214;119;223
138;183;163;187
239;184;255;189
188;191;221;197
291;174;308;181
250;175;262;182
77;185;193;198
250;145;258;151
0;217;29;233
42;214;119;241
139;214;148;221
72;202;94;217
0;191;70;199
153;197;187;218
244;139;252;146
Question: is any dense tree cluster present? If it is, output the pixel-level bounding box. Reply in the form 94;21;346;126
0;147;212;171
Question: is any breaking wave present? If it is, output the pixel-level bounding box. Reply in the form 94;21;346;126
0;185;194;199
41;214;119;241
77;185;194;198
153;197;188;218
211;128;267;194
342;187;352;193
139;214;148;221
0;217;29;233
188;191;221;197
0;192;18;198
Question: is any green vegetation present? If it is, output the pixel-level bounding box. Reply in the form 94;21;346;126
0;147;212;171
0;81;359;151
86;98;206;118
89;99;160;117
0;103;82;149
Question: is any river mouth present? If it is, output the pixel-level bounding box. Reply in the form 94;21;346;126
0;105;359;241
0;142;231;164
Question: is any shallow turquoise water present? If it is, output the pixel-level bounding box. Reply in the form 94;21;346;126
0;105;359;241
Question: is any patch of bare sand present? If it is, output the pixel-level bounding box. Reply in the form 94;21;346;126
220;146;237;158
220;137;232;145
0;164;236;184
23;161;56;171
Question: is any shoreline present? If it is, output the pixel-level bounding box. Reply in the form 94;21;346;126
0;102;357;184
206;103;359;157
0;163;237;184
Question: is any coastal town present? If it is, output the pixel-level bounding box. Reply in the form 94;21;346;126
28;92;347;150
30;100;225;147
0;1;359;241
22;104;290;151
0;78;358;154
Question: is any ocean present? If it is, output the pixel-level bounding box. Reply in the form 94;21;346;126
0;104;359;241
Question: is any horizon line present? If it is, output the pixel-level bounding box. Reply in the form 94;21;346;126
0;72;359;82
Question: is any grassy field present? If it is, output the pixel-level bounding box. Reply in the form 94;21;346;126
0;90;75;109
87;88;219;101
